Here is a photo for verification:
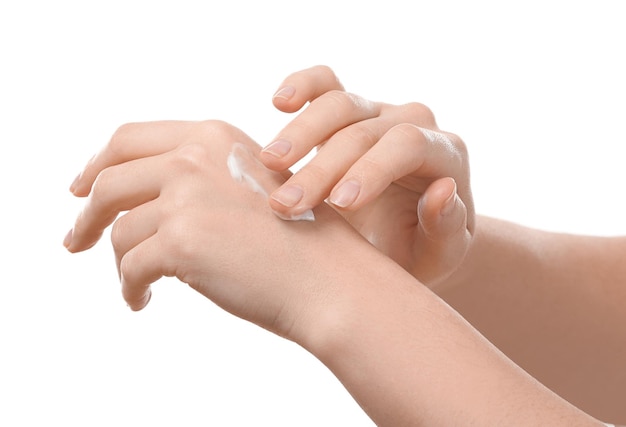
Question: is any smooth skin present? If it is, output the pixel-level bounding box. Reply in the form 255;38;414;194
261;65;626;423
261;65;473;288
64;119;604;426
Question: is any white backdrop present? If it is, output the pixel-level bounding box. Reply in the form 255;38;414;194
1;1;624;425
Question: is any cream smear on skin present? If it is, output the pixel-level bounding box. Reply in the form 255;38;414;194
227;142;315;221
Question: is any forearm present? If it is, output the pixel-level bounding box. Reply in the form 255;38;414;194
298;239;600;426
444;215;626;293
439;215;626;421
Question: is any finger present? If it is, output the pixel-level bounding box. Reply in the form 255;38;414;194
261;90;382;171
329;124;464;210
111;199;160;278
119;234;169;311
268;116;389;217
65;155;164;253
70;120;196;197
413;177;471;287
271;65;345;113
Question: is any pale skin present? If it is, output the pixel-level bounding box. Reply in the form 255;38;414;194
262;66;626;423
62;66;622;425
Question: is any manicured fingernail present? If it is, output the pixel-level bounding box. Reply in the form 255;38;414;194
273;86;295;101
271;184;304;207
440;183;457;216
330;180;361;208
63;228;73;249
262;139;292;158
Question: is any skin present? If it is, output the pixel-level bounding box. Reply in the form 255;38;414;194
261;65;473;289
441;218;626;422
261;65;626;423
64;119;604;425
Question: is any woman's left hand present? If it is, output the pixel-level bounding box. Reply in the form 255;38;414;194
260;65;474;289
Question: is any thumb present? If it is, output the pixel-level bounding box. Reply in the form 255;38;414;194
413;177;471;289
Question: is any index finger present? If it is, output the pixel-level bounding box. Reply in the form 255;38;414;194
70;120;198;197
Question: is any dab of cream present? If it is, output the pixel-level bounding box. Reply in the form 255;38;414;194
227;143;315;222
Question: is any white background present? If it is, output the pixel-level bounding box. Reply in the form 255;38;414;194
1;1;624;425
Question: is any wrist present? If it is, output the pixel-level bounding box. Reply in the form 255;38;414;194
292;230;422;362
434;215;520;293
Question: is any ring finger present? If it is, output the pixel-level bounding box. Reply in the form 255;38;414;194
261;90;383;171
66;155;166;253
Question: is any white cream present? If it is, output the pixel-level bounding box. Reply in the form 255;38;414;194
227;142;315;222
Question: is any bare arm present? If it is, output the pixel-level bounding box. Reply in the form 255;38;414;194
439;215;626;422
304;240;602;426
65;121;603;426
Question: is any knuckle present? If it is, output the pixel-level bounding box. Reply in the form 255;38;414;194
313;64;337;79
308;64;343;88
391;123;429;150
283;118;315;141
358;155;394;186
195;120;246;154
89;168;115;206
170;142;212;173
192;120;227;145
340;123;380;149
159;216;196;259
197;119;233;137
296;161;334;185
324;90;368;115
447;132;468;155
401;102;436;125
110;218;127;253
108;122;138;157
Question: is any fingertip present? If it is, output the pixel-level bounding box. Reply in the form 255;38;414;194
268;182;320;221
125;288;152;312
270;183;304;207
418;177;465;238
439;178;458;217
329;180;361;209
272;86;295;102
267;197;309;222
69;174;94;197
261;138;292;160
69;175;90;197
63;228;73;250
272;85;305;113
69;173;81;194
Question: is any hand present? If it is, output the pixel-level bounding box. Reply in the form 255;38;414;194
63;120;369;341
260;65;475;289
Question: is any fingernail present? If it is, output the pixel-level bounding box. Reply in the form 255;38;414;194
69;173;81;193
262;139;292;158
330;180;361;208
440;183;457;216
135;290;152;310
273;86;295;101
271;184;304;207
63;228;73;249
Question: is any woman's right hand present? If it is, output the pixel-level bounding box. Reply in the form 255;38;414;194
63;119;376;343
